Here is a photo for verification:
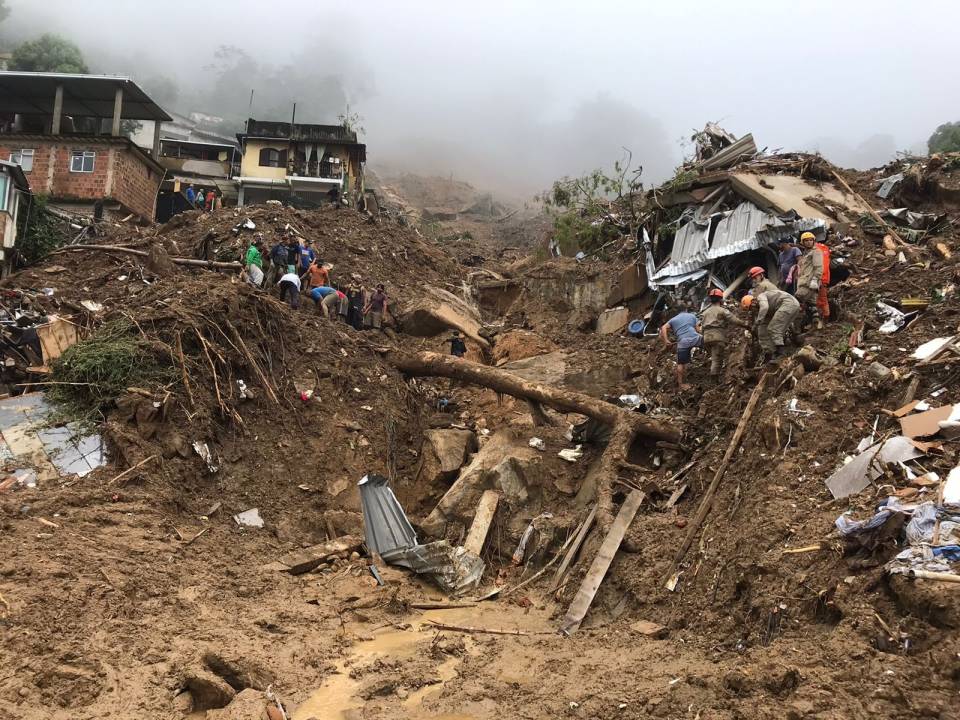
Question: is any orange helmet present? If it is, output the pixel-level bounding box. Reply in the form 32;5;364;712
740;295;754;310
748;266;765;279
708;288;724;300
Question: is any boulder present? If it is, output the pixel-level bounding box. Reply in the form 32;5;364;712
396;285;490;349
184;671;235;711
205;689;270;719
420;430;541;536
417;429;477;485
596;306;630;335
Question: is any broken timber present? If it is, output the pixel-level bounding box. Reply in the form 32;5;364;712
275;535;362;574
386;351;680;529
560;490;644;635
551;503;597;593
464;490;499;556
51;244;243;270
664;373;768;589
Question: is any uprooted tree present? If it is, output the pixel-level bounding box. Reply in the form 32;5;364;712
385;351;681;529
539;150;647;256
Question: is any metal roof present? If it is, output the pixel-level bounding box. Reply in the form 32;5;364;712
0;71;172;121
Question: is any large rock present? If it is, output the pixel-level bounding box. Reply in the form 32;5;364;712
420;430;541;536
596;306;630;334
184;671;235;711
205;689;270;719
500;351;567;386
417;429;477;484
396;285;490;349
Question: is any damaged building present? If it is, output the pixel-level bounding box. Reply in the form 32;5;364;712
0;71;171;222
235;118;366;209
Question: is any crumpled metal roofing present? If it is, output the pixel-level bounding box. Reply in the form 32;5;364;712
358;473;417;557
651;202;826;285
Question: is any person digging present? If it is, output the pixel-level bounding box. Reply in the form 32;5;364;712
700;288;748;381
659;304;702;390
743;280;800;364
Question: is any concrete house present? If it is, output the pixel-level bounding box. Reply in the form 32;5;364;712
235;118;366;208
0;71;171;222
0;159;29;274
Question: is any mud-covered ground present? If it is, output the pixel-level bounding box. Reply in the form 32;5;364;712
4;166;960;719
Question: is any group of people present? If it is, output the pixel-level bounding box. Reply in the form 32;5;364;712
660;231;833;389
243;232;390;331
185;184;221;213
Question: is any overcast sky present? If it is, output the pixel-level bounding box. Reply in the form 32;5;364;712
4;0;958;196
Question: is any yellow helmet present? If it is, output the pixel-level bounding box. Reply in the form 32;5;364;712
800;231;816;242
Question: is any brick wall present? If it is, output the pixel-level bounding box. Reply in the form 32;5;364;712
111;148;160;219
0;138;161;220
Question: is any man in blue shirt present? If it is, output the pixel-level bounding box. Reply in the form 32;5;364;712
185;184;196;205
659;306;703;390
778;240;802;294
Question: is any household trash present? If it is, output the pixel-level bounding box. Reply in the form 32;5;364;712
944;466;960;507
786;398;814;416
912;337;956;361
618;394;649;412
192;441;219;473
528;437;545;451
512;512;553;565
900;404;960;439
233;218;256;233
237;380;249;400
836;500;910;537
883;208;947;231
876;301;913;334
358;473;484;594
234;508;264;528
825;435;923;499
876;173;904;199
79;300;104;313
558;445;584;462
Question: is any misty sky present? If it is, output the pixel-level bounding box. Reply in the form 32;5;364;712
4;0;959;197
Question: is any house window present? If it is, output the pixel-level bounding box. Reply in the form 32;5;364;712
258;148;286;168
10;149;34;172
0;174;8;212
70;150;96;173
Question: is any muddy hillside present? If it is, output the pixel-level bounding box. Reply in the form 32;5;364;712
3;151;960;720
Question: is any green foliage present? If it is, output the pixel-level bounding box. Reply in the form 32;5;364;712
11;34;89;73
538;151;646;255
16;195;68;266
339;105;365;138
0;0;9;24
928;122;960;154
49;321;174;425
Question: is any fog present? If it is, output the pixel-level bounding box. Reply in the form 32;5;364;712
3;0;958;198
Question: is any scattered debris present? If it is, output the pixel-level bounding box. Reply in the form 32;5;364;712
558;446;583;463
233;508;264;528
825;435;923;499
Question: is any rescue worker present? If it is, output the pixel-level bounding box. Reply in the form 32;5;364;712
795;232;827;329
815;235;831;323
700;288;748;380
748;265;778;296
659;304;702;390
747;281;801;363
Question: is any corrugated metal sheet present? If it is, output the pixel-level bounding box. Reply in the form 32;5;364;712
358;473;417;556
650;201;826;287
652;216;711;279
706;202;777;260
699;134;757;171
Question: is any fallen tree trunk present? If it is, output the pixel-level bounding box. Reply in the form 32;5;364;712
386;351;681;528
50;244;242;271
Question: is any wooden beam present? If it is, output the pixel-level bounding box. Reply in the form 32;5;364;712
276;535;361;575
551;503;597;593
463;490;499;556
664;374;768;588
560;491;644;635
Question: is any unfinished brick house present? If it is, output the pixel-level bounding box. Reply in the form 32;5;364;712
0;72;171;221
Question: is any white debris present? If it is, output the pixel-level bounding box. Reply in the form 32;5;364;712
234;508;264;528
558;445;583;463
528;437;546;451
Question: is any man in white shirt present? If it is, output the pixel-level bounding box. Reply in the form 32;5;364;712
278;272;301;309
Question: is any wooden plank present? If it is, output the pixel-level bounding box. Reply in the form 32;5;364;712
559;491;644;635
463;490;500;556
664;373;768;588
551;504;597;593
276;535;361;575
36;317;79;365
664;484;688;509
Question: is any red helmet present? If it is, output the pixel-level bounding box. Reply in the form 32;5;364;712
708;288;724;299
748;266;766;278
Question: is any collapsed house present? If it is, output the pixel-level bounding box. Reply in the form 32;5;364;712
603;126;874;333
